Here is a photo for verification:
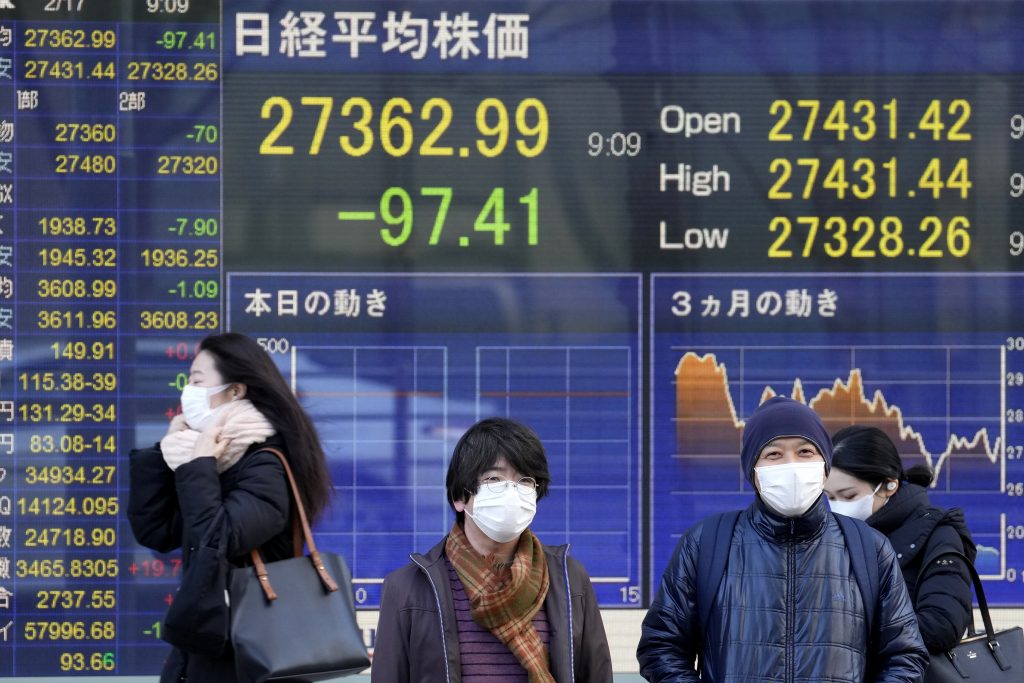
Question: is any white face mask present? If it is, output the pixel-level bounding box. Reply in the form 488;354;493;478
180;383;229;431
755;461;825;517
830;482;882;521
465;483;537;543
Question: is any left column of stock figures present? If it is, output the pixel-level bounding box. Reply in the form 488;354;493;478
0;0;221;675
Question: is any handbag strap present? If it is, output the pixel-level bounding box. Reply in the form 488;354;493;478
937;549;1016;670
247;447;338;601
937;550;1000;639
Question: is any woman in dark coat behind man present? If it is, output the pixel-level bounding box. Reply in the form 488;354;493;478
824;425;976;652
128;333;332;682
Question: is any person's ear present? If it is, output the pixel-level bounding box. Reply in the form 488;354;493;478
882;480;898;497
230;383;247;400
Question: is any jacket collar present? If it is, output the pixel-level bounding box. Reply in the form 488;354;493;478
751;494;829;542
867;482;928;535
413;536;449;568
868;483;977;568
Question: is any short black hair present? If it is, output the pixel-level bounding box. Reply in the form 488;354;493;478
446;417;550;524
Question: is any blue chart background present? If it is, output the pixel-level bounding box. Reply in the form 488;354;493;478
228;273;642;607
651;274;1024;605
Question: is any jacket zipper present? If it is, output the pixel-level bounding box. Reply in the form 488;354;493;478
563;545;574;682
411;549;574;682
786;520;795;683
411;555;452;683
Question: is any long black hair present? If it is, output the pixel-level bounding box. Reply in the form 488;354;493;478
831;424;933;487
199;332;332;522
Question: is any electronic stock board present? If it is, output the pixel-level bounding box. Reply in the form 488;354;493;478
0;0;1022;676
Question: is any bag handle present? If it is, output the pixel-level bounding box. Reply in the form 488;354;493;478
939;550;1012;670
247;447;338;601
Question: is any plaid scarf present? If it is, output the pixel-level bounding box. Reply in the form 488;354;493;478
446;523;554;682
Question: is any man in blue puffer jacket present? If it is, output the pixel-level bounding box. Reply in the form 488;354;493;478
637;396;928;682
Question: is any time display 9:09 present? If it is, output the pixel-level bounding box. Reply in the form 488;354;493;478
260;96;548;158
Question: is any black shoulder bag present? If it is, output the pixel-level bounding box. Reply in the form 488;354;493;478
925;551;1023;682
229;447;370;682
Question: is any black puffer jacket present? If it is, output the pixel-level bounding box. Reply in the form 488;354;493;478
128;437;292;683
866;483;976;652
638;496;928;682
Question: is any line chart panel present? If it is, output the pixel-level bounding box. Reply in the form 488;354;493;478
652;274;1024;604
229;273;642;607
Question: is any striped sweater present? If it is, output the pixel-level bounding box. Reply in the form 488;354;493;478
446;557;551;681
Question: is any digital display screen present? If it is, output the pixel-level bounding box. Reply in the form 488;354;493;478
0;0;1021;677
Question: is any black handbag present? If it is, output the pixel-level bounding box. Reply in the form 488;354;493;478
229;448;370;682
162;507;230;658
925;552;1023;682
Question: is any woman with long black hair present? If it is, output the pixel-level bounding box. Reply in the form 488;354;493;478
824;425;976;653
128;332;332;682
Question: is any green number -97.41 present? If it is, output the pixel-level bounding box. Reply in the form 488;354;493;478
338;187;539;248
155;30;215;50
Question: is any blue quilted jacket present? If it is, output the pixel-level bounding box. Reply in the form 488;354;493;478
638;496;928;682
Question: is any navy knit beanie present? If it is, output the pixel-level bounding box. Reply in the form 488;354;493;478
740;396;832;484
